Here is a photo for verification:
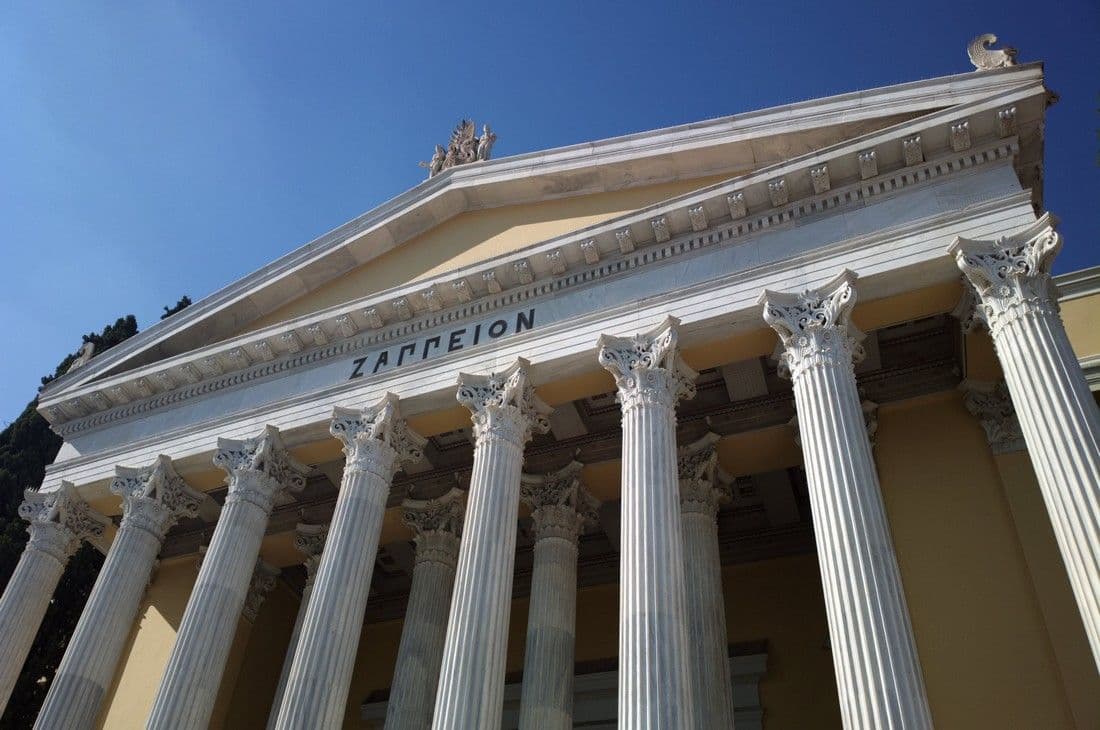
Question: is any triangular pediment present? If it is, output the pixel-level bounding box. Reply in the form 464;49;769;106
39;63;1050;428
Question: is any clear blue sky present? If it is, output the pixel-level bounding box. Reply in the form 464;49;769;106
1;1;1097;426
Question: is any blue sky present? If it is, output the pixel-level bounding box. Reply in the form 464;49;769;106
1;1;1097;426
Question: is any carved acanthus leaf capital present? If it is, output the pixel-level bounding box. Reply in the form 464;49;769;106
951;279;988;334
678;433;729;517
597;317;698;411
294;522;328;580
111;455;204;540
949;215;1062;336
214;426;309;512
403;488;465;568
331;393;426;478
760;270;865;380
457;358;552;446
242;560;280;623
521;461;599;543
19;483;110;561
961;380;1025;454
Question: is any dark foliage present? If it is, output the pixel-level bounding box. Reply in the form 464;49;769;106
161;296;192;320
0;302;182;727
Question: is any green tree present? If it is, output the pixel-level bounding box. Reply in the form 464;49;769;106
0;301;186;727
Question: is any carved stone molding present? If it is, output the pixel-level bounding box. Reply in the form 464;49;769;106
961;381;1025;454
456;358;552;447
112;455;204;541
331;393;426;479
214;425;309;513
949;214;1061;337
597;317;698;412
760;270;866;381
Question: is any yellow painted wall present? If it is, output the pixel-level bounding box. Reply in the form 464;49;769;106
875;391;1074;728
1061;292;1100;359
243;175;731;334
98;556;198;729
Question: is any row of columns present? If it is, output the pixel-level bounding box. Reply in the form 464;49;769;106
0;217;1097;728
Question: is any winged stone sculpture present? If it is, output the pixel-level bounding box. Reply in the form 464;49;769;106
419;120;498;178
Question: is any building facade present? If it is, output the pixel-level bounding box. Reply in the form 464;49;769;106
2;39;1098;729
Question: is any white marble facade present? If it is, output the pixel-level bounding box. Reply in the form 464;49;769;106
2;53;1096;730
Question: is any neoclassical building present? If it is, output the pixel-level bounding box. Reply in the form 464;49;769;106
2;38;1098;729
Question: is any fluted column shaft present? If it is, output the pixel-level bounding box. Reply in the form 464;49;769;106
275;395;423;729
36;457;202;730
0;525;76;712
953;218;1100;669
599;318;697;730
762;271;932;729
0;486;107;715
385;531;460;730
266;524;326;730
518;528;578;729
679;435;735;729
148;427;307;730
433;359;550;730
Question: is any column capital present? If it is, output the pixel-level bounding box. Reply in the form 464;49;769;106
19;483;110;562
597;316;698;411
331;393;426;479
456;358;552;447
242;560;280;623
961;380;1025;454
521;461;600;543
759;270;865;380
403;488;465;568
949;214;1062;335
951;279;988;334
214;426;309;512
111;455;204;541
293;522;328;585
678;433;730;517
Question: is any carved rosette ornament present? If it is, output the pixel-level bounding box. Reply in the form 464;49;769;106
331;393;427;481
214;426;309;513
677;433;729;518
456;358;552;448
961;381;1025;454
521;461;600;544
111;455;203;541
403;488;466;569
949;215;1061;338
19;483;110;563
597;316;698;412
761;270;865;382
967;33;1018;71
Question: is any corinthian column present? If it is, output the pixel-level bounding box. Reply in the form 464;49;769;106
35;457;203;730
0;484;109;715
677;432;735;730
266;523;327;730
148;425;308;730
760;271;932;729
433;358;552;730
598;317;698;730
274;393;425;729
385;489;465;730
951;215;1100;669
516;461;598;730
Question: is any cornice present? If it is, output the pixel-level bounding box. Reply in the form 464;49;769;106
1055;265;1100;301
41;65;1046;399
